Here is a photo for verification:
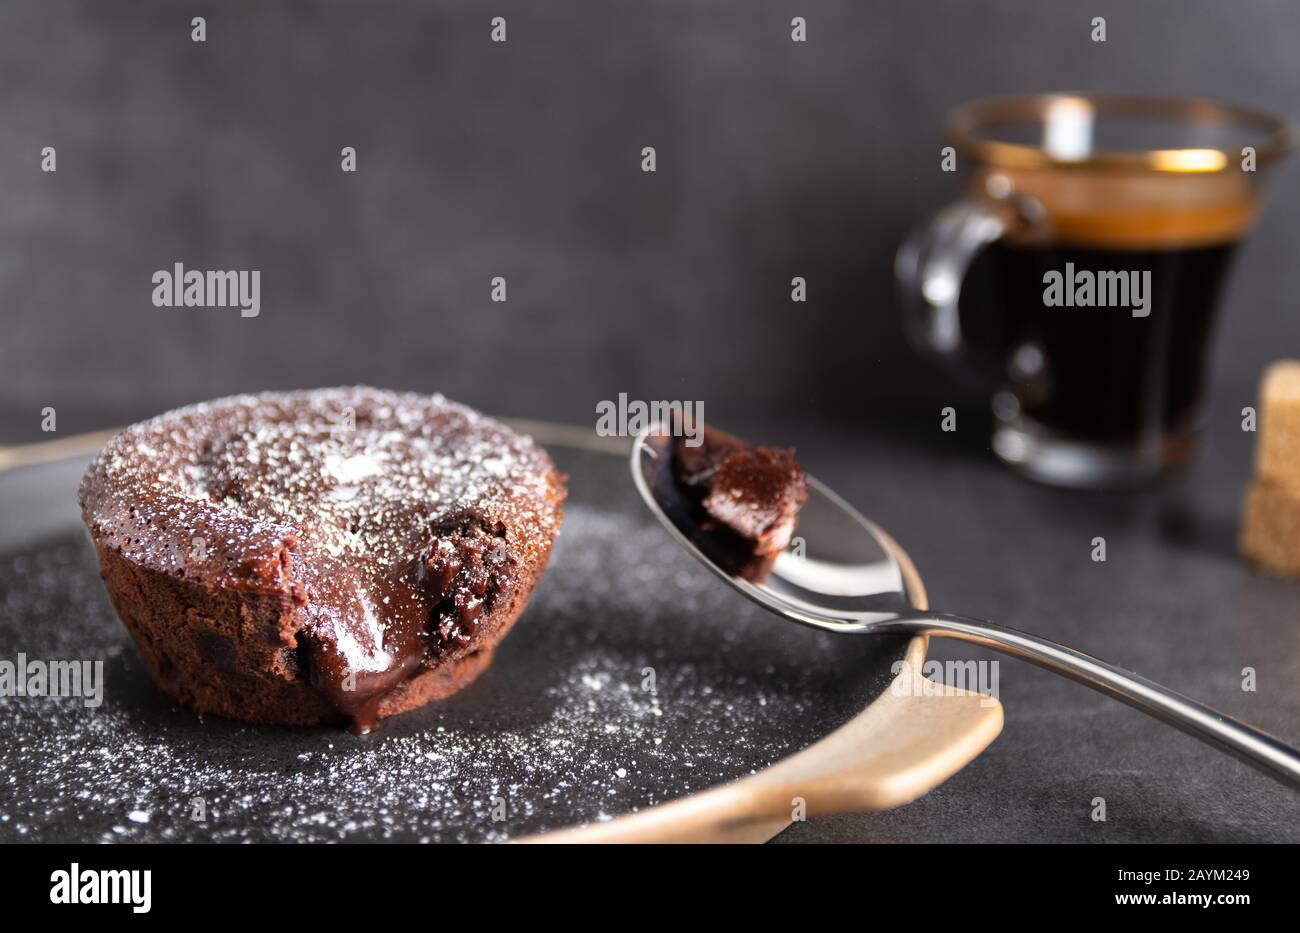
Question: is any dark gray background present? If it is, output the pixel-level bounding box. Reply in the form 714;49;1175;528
3;0;1299;442
3;1;1300;844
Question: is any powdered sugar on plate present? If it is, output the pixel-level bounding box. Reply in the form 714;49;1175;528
0;447;901;842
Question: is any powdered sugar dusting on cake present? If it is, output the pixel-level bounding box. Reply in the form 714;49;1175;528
80;388;559;578
76;388;566;727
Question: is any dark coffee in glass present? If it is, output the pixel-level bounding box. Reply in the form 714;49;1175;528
897;95;1293;488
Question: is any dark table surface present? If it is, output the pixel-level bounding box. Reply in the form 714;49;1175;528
4;402;1298;843
757;400;1300;843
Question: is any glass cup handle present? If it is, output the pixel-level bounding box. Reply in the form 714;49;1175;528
895;195;1043;366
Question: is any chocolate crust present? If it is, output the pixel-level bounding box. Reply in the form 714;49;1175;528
80;388;565;729
92;538;542;726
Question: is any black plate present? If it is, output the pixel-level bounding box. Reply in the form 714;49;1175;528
0;436;910;842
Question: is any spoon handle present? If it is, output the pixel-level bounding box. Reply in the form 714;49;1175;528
880;612;1300;791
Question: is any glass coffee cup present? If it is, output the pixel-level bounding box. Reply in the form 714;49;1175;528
896;94;1294;488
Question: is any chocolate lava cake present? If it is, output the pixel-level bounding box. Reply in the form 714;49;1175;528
667;424;807;581
79;388;566;732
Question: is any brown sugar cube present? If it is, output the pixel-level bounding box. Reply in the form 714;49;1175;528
1256;360;1300;488
1240;481;1300;576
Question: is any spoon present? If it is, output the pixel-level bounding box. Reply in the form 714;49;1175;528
631;427;1300;790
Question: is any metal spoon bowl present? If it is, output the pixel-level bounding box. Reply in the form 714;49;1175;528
631;427;1300;790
